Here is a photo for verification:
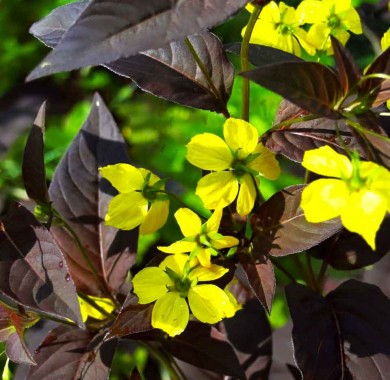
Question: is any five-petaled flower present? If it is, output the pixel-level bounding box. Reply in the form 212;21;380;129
132;254;237;337
99;164;169;234
158;208;239;268
297;0;362;54
301;146;390;250
243;1;316;56
186;118;280;217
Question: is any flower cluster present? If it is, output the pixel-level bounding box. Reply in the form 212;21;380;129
244;0;362;56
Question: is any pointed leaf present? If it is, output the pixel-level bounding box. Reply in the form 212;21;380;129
27;0;250;80
6;331;36;365
29;1;90;49
30;4;233;115
22;101;50;205
286;280;390;380
223;299;272;379
0;203;83;327
238;256;275;313
251;185;342;257
331;36;360;94
309;217;390;270
106;293;153;340
241;62;342;119
163;322;246;380
106;32;234;115
264;100;364;162
49;93;137;296
27;325;117;380
371;79;390;107
225;42;303;66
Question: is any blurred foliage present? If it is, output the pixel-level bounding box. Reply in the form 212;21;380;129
0;0;386;376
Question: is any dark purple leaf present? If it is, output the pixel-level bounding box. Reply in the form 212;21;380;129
371;79;390;107
264;100;363;162
49;93;137;296
331;36;360;94
0;203;83;327
30;3;233;115
241;61;342;119
251;185;342;257
29;1;90;49
27;0;250;80
22;101;50;205
27;325;117;380
286;280;390;380
363;250;390;299
238;255;275;313
163;322;245;380
225;42;302;66
6;330;36;365
106;293;153;340
106;32;234;115
222;299;272;380
309;217;390;270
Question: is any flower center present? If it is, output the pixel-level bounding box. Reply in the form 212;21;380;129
279;23;293;35
231;159;248;178
142;184;158;201
328;14;341;29
347;152;366;191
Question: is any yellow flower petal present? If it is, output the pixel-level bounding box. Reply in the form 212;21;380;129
105;192;148;230
188;285;236;324
301;179;350;222
195;247;212;268
158;240;197;254
224;283;243;314
186;133;232;171
139;168;160;185
307;22;332;51
196;171;238;209
237;174;257;216
302;146;352;179
175;208;201;237
99;164;144;193
140;200;169;235
152;292;189;337
211;235;239;250
132;267;173;304
381;28;390;51
205;208;223;233
159;254;190;277
223;118;258;160
188;264;228;282
341;189;387;250
261;1;281;24
297;0;328;23
247;143;280;180
78;296;115;322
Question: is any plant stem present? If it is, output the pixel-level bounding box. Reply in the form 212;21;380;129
240;6;262;122
270;257;296;283
184;37;230;118
317;260;328;292
306;253;317;291
165;190;209;220
292;255;315;290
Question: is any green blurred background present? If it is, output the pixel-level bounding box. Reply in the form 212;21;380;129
0;0;388;377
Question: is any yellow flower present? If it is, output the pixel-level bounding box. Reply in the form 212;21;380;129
243;1;316;56
78;295;116;322
158;208;239;268
132;254;237;337
297;0;362;54
99;164;169;234
381;28;390;51
186;118;280;216
301;146;390;250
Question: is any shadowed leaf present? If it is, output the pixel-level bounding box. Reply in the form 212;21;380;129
22;101;50;205
263;100;363;162
251;185;342;257
223;299;272;380
226;42;302;66
238;255;275;313
163;322;246;380
29;1;90;49
241;62;342;119
106;32;234;115
105;293;153;340
0;203;83;327
331;36;360;94
27;325;117;380
286;280;390;380
49;93;137;296
30;3;233;115
27;0;250;80
309;217;390;270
